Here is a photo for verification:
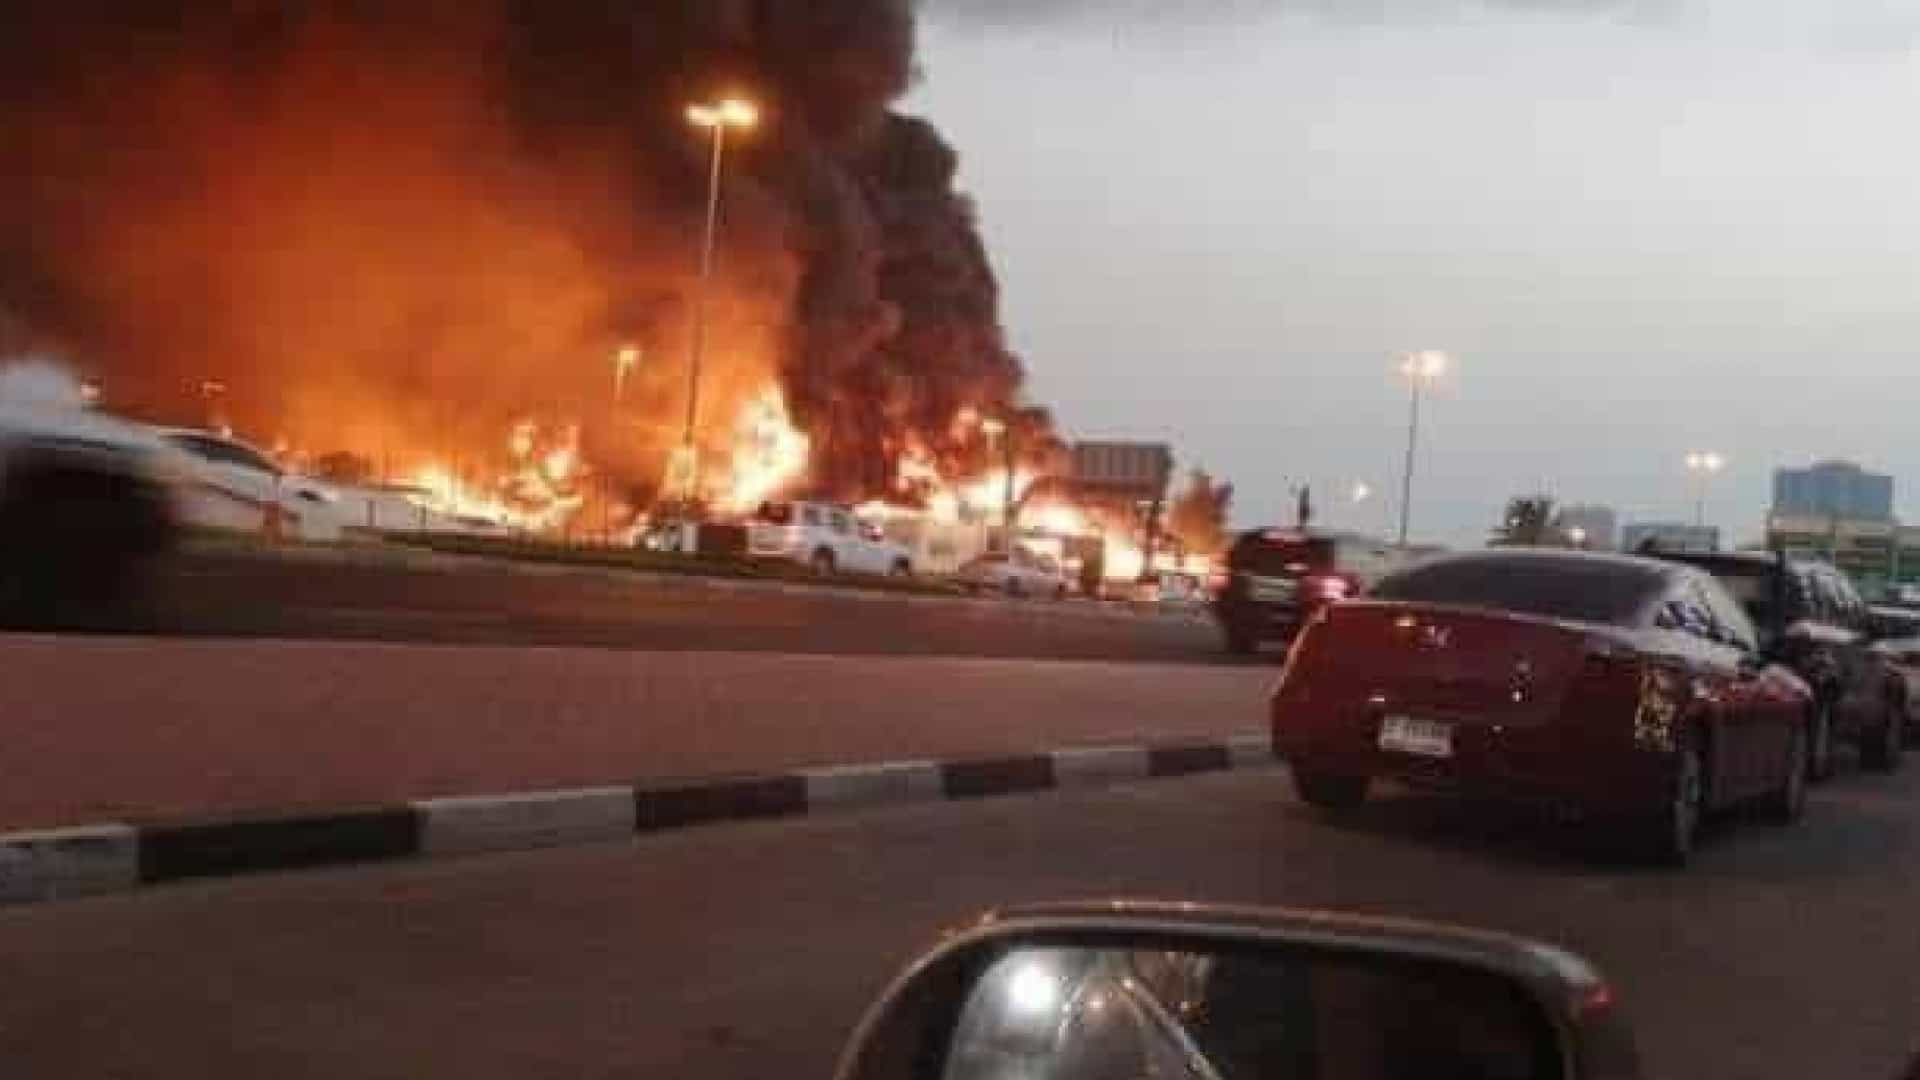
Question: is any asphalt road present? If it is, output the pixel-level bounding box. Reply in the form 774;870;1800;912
3;765;1915;1080
116;548;1231;661
0;636;1270;829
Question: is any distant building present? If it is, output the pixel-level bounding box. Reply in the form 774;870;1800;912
1764;513;1920;600
1623;522;1719;555
1070;441;1175;504
1555;504;1618;551
1773;461;1893;522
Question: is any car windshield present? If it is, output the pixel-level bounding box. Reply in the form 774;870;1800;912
2;6;1907;1080
1373;556;1668;626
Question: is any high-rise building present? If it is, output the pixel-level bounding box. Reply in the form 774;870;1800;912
1772;461;1893;522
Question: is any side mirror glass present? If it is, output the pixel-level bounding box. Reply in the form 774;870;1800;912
836;903;1639;1080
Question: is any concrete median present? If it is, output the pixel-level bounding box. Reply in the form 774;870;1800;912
0;732;1278;907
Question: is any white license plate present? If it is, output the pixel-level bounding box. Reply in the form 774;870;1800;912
1379;715;1454;758
1249;579;1298;602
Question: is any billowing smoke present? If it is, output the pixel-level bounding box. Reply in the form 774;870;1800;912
0;1;1027;507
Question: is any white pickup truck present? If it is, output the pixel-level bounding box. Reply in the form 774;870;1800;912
747;500;915;578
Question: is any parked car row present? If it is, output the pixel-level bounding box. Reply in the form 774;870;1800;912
1269;546;1906;865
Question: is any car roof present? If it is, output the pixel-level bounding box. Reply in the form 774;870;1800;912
1642;549;1782;573
1409;547;1688;579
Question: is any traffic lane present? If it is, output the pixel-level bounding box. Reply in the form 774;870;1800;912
0;636;1270;829
135;552;1235;662
2;769;1917;1079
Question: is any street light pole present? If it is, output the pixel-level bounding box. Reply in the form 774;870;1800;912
679;97;758;511
1396;351;1448;547
1685;451;1724;529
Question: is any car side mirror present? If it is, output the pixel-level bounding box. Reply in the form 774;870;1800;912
835;902;1641;1080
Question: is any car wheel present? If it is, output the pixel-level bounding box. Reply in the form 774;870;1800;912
1862;691;1905;773
1053;583;1068;601
889;559;912;578
1006;578;1026;600
1762;719;1809;825
1807;701;1837;782
1292;770;1368;811
1638;735;1704;866
809;549;836;577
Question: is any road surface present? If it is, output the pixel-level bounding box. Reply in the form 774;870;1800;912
0;636;1270;829
123;548;1229;661
1;766;1913;1079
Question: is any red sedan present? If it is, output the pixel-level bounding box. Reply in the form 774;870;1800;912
1271;549;1813;863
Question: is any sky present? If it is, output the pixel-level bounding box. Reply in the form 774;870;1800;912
907;0;1920;548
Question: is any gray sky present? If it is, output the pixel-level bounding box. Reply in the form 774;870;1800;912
908;0;1920;547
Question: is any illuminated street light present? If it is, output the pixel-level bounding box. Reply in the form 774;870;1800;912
1567;525;1589;549
613;344;641;401
976;415;1013;543
1350;482;1371;504
1395;350;1452;546
1685;451;1726;528
674;96;760;510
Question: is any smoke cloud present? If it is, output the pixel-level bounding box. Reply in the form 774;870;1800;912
0;1;1025;504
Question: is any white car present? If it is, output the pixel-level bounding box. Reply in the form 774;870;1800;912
154;428;346;542
747;500;914;577
0;362;178;618
956;547;1070;600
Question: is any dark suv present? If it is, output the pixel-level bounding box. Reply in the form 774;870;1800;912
1650;550;1905;779
1213;529;1393;654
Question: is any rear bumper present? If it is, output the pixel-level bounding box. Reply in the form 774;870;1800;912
1273;704;1670;815
1213;599;1317;641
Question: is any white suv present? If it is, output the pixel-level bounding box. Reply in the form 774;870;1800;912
747;500;914;578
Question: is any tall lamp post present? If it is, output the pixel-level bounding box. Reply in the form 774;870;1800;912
1396;350;1450;546
979;416;1011;548
1685;451;1725;529
677;96;758;510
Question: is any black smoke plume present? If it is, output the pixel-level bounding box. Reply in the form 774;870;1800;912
0;1;1028;504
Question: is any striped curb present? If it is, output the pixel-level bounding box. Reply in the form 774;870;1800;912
0;733;1277;908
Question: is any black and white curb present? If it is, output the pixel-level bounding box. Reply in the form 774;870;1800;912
0;733;1276;907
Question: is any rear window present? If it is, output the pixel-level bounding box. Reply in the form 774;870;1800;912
1373;555;1668;626
1229;532;1335;576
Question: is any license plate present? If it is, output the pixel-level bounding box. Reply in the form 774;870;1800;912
1249;578;1297;602
1379;715;1454;758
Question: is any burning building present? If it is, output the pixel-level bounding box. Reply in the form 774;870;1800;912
0;1;1035;531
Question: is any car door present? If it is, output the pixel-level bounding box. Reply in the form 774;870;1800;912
826;508;861;571
1815;567;1879;738
1659;578;1760;801
1698;573;1794;800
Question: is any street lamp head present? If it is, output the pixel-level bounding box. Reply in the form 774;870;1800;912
688;98;759;130
717;98;759;128
1400;349;1449;381
1350;482;1372;504
1686;451;1726;473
